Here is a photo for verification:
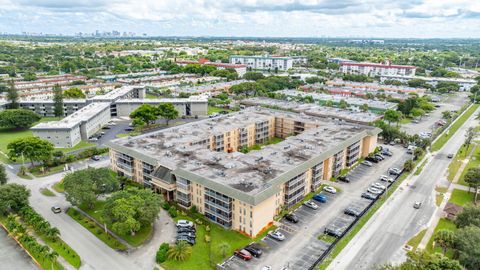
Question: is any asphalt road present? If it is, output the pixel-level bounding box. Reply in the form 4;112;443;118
328;105;480;270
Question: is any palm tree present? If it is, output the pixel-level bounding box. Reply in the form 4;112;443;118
167;241;192;261
218;242;231;258
47;251;59;270
434;229;454;255
46;227;60;240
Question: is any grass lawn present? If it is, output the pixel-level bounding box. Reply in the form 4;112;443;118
208;106;231;115
29;164;64;177
53;180;64;193
448;189;475;206
431;104;479;151
425;218;457;257
17;172;33;180
38;232;81;269
67;208;127;251
447;144;469;181
40;188;56;197
146;93;159;99
242;137;284;153
400;118;412;125
80;201;152;247
458;143;480;186
162;213;274;270
406;229;427;251
58;140;96;154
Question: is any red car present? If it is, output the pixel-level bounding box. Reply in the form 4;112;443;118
234;249;252;261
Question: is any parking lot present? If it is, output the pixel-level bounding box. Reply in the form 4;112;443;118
220;144;409;270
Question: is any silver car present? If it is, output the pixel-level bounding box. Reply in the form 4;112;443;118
268;230;285;241
303;200;319;210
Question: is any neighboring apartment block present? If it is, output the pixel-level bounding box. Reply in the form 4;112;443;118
107;107;380;237
31;102;111;148
340;61;416;77
229;55;293;71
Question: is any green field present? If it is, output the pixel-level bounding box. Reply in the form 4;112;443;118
207;106;232;115
406;229;427;251
448;189;475;206
161;214;274;270
431;104;479;151
447;144;469;181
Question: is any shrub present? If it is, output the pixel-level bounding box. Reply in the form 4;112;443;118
206;225;210;232
168;207;177;218
195;218;203;225
162;202;171;210
156;243;170;263
205;234;211;243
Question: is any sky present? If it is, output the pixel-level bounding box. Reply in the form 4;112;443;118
0;0;479;38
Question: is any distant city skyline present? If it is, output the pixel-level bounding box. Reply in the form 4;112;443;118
0;0;479;38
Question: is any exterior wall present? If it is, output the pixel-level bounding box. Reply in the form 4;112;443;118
341;64;416;77
32;127;81;148
19;101;87;117
361;135;378;157
230;56;293;71
81;106;111;140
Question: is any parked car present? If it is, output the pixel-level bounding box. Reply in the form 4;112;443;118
51;206;61;214
367;187;383;195
268;230;286;241
303;200;319;210
447;153;454;159
361;160;373;167
338;176;350;183
284;213;299;223
344;207;362;217
374;154;385;161
177;227;196;233
125;127;134;131
102;126;111;129
261;267;272;270
380;175;394;183
176;220;194;228
413;201;422;209
177;232;195;238
365;156;379;163
177;236;195;245
234;249;252;261
388;168;402;175
244;244;263;258
371;182;386;191
312;194;327;203
89;137;98;141
381;150;392;157
91;155;101;161
323;186;337;194
361;192;378;200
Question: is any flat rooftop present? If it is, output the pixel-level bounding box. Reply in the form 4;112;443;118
109;107;379;199
89;86;141;101
31;102;110;130
278;89;397;110
240;97;382;124
115;97;208;104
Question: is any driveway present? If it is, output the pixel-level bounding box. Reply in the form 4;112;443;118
4;157;174;270
221;146;409;270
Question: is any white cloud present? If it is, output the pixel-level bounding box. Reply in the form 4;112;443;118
0;0;479;37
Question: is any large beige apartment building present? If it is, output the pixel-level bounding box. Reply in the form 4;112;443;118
107;107;380;237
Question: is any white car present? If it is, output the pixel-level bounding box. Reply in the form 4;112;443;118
176;220;194;228
303;200;319;210
367;187;383;195
371;182;386;190
361;160;373;167
388;168;402;175
323;186;337;194
268;230;285;241
261;267;272;270
380;175;394;183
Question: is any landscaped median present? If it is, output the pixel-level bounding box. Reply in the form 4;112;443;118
431;103;479;151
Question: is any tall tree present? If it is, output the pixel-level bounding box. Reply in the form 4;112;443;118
129;104;158;126
0;109;41;129
7;137;54;166
360;103;369;112
63;167;118;209
434;229;454;255
384;109;402;126
375;251;463;270
0;184;30;215
455;204;480;228
464;127;475;151
63;87;86;99
52;84;64;117
454;225;480;270
102;188;162;235
463;167;480;203
0;164;7;185
6;80;19;109
157;103;179;126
